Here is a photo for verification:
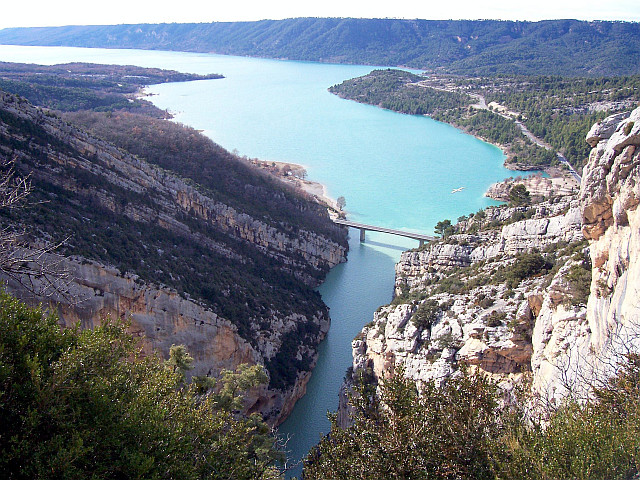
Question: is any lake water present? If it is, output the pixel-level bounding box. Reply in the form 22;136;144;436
0;45;512;477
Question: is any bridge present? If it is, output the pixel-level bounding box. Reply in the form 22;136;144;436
333;218;435;246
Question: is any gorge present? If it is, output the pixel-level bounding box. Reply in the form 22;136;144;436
0;45;514;474
1;43;639;478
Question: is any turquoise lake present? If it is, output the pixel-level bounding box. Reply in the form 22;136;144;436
0;45;513;477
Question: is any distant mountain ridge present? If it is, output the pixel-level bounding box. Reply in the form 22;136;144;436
0;18;639;75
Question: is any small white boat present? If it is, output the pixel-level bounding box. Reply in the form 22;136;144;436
451;186;465;194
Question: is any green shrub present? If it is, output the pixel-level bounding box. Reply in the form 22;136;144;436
435;331;461;350
304;367;504;480
565;262;592;306
304;355;640;480
411;299;440;329
500;354;640;479
434;275;466;295
0;292;282;479
486;311;507;327
505;251;553;288
509;184;531;206
624;121;634;135
476;293;495;309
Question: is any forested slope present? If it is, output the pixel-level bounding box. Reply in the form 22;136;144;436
1;18;639;75
330;69;640;171
0;63;348;423
0;61;222;114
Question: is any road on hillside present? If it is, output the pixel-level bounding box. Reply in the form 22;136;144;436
413;81;582;183
513;119;582;183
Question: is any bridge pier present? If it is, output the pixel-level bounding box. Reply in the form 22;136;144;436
419;239;425;248
359;228;366;242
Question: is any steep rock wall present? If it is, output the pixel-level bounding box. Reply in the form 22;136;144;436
353;198;583;391
0;92;347;286
531;106;640;401
4;250;329;427
347;106;640;413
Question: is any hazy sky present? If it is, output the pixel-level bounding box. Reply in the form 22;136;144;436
1;0;639;29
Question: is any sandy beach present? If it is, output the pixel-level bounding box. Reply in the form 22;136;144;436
250;159;339;212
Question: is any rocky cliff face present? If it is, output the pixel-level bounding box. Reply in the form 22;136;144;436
1;92;345;286
531;106;640;402
0;91;347;426
3;255;321;425
347;105;640;412
350;199;584;390
485;171;579;203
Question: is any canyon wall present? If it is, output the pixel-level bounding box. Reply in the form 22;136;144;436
532;105;640;402
347;106;640;412
0;91;347;426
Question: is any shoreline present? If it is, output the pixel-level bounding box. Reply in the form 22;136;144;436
334;83;580;194
251;132;577;218
431;116;581;198
485;166;580;202
422;114;582;197
136;87;340;212
251;159;340;212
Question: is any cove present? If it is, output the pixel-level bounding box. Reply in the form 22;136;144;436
0;45;512;477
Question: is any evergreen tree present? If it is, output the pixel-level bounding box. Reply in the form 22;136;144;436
509;184;531;206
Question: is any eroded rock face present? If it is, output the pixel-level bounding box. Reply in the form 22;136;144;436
485;174;579;202
396;242;474;290
347;106;640;413
581;109;639;240
532;106;640;402
4;253;329;426
351;198;583;396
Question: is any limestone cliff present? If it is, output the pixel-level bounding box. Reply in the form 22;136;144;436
347;105;640;411
531;105;640;402
0;91;348;425
351;198;584;391
485;171;579;202
3;255;323;425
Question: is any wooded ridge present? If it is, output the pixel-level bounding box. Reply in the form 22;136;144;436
1;18;639;75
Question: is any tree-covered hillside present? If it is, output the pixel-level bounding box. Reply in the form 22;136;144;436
0;62;221;115
1;18;639;75
330;70;640;171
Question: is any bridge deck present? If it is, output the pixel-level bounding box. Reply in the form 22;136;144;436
333;218;435;242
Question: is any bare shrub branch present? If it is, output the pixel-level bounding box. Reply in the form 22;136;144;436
0;156;72;298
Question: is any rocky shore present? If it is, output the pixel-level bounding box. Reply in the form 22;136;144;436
485;168;580;202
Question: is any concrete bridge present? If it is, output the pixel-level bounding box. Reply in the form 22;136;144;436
333;218;435;246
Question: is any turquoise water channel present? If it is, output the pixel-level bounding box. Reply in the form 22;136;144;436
0;45;513;477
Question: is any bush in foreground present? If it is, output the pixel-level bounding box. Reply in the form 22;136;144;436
304;359;640;479
0;292;282;479
304;367;504;479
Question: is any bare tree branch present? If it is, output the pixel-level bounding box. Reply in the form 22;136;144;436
0;156;73;299
0;157;31;209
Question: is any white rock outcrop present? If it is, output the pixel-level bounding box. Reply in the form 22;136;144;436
349;106;640;412
532;106;640;402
